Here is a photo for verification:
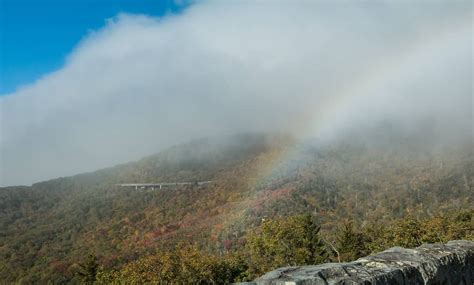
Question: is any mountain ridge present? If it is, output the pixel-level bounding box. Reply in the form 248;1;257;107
0;132;472;283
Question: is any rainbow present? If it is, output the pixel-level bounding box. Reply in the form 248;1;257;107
210;15;471;237
234;15;472;210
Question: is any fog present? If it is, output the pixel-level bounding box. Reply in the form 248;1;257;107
0;1;472;186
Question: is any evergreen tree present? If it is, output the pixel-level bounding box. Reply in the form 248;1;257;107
77;254;99;283
245;214;330;276
336;221;368;261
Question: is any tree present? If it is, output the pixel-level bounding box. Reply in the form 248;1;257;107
389;216;425;248
336;221;368;261
76;254;99;284
101;243;246;284
245;214;330;277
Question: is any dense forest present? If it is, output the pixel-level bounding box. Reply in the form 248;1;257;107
1;132;473;283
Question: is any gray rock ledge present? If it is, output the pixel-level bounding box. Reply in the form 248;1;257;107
241;240;474;285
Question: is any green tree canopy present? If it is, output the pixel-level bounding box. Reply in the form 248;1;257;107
245;214;330;276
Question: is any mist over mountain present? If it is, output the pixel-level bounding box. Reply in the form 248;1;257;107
1;0;472;283
1;1;471;186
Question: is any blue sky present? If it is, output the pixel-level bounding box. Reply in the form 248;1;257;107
0;0;188;95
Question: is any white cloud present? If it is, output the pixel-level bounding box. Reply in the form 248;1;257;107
0;1;472;186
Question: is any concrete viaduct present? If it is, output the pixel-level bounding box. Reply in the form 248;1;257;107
116;181;213;191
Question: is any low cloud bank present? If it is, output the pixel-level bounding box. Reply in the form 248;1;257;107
0;1;471;186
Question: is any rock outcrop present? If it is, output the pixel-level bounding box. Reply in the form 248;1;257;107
242;240;474;285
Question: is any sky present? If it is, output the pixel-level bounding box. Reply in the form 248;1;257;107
0;0;188;94
0;1;472;186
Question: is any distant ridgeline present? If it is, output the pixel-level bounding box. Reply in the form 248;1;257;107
242;240;474;285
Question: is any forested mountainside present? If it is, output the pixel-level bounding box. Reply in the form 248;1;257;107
1;132;473;283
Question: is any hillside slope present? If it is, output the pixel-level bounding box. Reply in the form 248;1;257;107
0;133;472;283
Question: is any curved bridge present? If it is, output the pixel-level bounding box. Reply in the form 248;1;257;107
116;181;212;190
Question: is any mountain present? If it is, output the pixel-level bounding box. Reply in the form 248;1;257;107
0;132;472;283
